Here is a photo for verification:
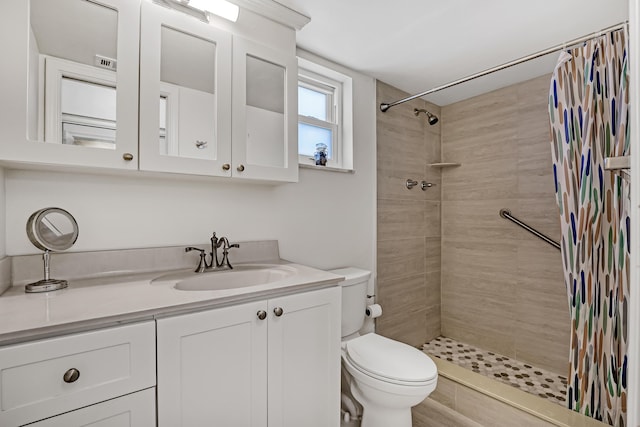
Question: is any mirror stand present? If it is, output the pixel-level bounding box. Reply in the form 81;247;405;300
25;207;79;293
25;250;69;293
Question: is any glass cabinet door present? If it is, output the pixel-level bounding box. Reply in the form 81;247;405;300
139;0;232;177
232;37;298;182
0;0;140;170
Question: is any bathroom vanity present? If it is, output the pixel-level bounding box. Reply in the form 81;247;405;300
157;286;339;426
0;247;342;427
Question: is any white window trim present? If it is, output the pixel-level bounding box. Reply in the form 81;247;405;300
298;69;342;168
297;55;353;172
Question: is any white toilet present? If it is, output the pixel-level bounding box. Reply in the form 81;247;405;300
331;268;438;427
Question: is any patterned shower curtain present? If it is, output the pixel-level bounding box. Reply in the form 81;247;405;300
548;29;630;426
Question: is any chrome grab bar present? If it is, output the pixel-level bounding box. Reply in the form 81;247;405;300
499;209;561;251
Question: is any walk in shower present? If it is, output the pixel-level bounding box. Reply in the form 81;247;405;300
376;20;631;427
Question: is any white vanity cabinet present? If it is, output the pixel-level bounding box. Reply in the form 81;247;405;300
0;0;140;170
156;286;341;427
0;321;156;427
139;1;298;182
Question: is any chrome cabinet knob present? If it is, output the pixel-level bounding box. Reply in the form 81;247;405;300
63;368;80;383
257;310;267;320
122;153;134;161
273;307;284;317
222;163;231;171
237;164;245;172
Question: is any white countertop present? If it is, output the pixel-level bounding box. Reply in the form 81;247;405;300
0;262;344;346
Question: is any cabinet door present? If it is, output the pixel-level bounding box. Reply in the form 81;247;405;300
139;1;232;176
28;388;155;427
232;37;298;182
157;301;268;427
0;0;139;170
268;287;341;427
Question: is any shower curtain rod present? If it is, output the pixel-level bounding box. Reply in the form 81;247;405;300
379;21;629;112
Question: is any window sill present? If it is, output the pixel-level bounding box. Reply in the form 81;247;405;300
299;163;354;174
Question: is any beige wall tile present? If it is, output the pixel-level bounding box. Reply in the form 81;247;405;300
442;199;518;244
516;198;561;238
378;198;427;241
424;303;441;343
376;307;428;347
441;159;518;201
454;383;556;427
429;376;457;409
412;397;483;427
424;201;441;238
377;81;442;343
440;75;567;372
425;237;441;273
377;273;429;345
441;240;518;280
377;237;425;282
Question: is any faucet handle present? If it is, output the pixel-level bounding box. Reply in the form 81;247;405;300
185;247;208;273
221;241;239;269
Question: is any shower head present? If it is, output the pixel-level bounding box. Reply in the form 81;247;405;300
413;108;439;125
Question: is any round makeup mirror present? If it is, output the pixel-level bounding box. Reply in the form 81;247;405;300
25;207;79;293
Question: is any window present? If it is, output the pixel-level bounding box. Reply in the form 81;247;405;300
298;69;342;167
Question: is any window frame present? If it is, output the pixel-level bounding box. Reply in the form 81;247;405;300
297;68;342;168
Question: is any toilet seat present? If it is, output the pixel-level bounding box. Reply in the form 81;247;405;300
344;333;437;386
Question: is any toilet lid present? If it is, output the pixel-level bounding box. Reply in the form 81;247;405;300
345;334;437;383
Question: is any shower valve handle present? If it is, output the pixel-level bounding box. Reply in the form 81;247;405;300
406;179;418;189
421;181;435;191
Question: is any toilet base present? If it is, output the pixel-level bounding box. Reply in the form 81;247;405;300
350;381;416;427
360;406;411;427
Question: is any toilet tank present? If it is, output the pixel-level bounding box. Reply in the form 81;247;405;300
329;268;371;338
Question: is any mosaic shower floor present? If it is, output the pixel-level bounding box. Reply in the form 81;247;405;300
423;336;568;406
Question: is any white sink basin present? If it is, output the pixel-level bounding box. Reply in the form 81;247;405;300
155;264;298;291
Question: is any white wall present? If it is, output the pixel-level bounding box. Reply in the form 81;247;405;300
0;167;5;258
4;55;377;274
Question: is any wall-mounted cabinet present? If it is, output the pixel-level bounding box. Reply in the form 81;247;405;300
0;0;304;182
0;0;140;170
139;0;233;177
231;37;298;182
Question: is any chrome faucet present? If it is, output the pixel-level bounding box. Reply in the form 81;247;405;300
185;232;240;273
209;232;224;269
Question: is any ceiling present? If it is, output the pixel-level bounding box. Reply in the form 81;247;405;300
276;0;629;105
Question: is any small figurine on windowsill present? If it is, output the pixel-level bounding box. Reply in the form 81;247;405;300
314;143;328;166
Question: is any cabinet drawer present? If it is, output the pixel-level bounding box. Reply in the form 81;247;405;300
29;388;156;427
0;322;155;427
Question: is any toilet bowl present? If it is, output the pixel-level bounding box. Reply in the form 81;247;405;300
342;333;437;427
331;268;438;427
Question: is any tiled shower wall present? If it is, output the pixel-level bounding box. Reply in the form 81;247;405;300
376;82;442;347
439;74;569;374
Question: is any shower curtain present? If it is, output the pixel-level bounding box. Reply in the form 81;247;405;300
549;29;630;426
